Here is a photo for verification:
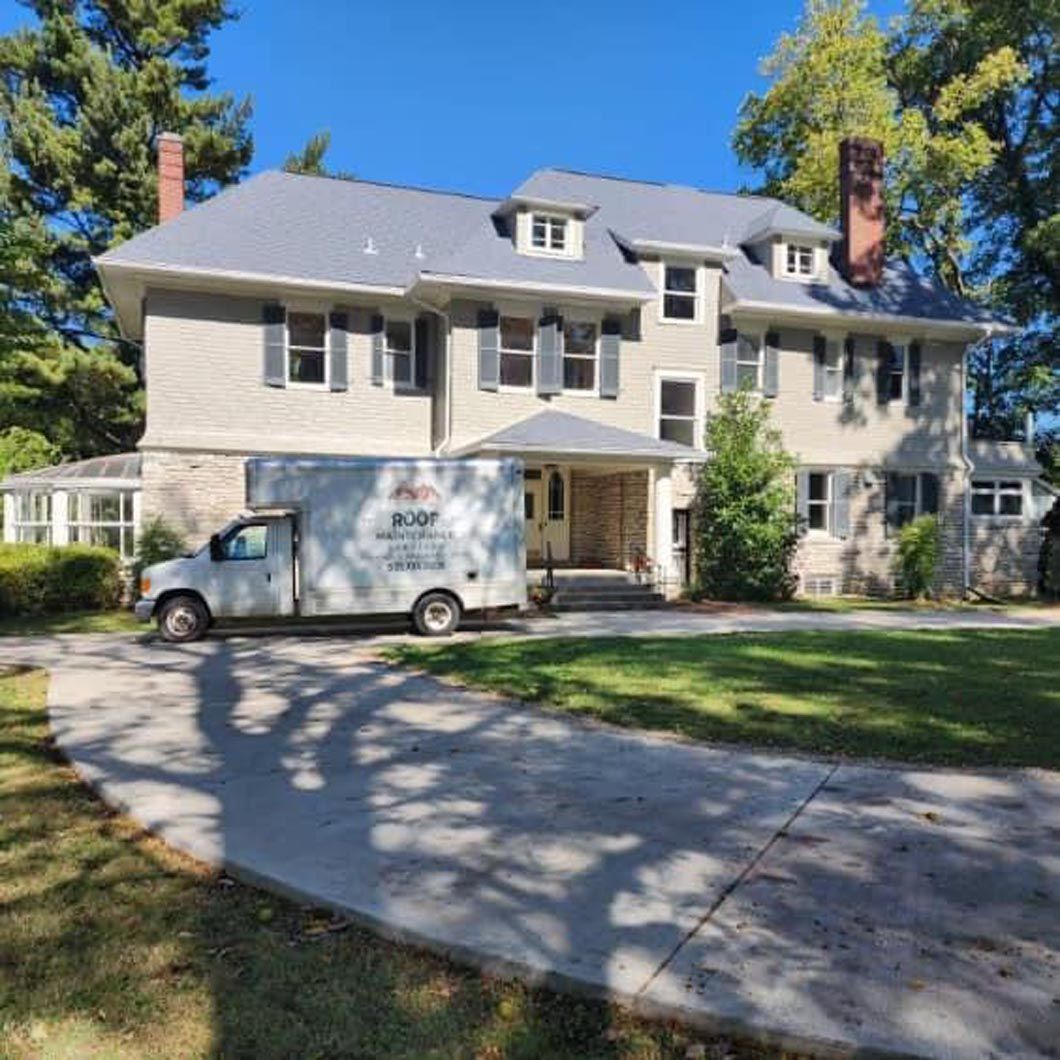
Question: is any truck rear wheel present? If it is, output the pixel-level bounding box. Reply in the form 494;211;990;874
157;594;209;643
413;592;460;636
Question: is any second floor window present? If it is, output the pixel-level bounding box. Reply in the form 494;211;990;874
786;243;815;277
563;320;597;391
287;312;326;385
737;333;762;389
386;319;415;387
886;343;906;402
659;378;698;446
662;265;697;320
807;472;833;532
823;338;843;399
500;316;533;387
531;214;567;252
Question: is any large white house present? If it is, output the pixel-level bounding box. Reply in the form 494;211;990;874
4;134;1051;596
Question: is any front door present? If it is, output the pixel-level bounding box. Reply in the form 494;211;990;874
524;479;543;558
524;468;570;563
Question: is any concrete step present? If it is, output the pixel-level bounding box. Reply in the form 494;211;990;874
552;590;663;606
552;598;665;612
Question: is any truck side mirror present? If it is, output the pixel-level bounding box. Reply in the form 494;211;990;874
209;534;224;562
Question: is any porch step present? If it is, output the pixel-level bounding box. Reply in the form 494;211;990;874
550;586;666;611
552;597;665;612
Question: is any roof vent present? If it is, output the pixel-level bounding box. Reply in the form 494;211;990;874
363;236;378;255
414;243;425;260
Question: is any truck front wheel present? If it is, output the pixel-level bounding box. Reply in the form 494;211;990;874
413;592;461;636
157;594;210;643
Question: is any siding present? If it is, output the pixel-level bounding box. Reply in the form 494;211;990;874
142;288;433;456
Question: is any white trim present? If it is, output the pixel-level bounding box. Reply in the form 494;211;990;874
529;213;574;258
284;306;330;390
970;477;1027;521
821;334;844;402
736;331;765;392
654;370;706;451
498;312;536;391
381;313;418;391
561;317;600;396
497;195;596;217
806;470;834;537
658;261;703;325
624;237;739;260
783;242;818;281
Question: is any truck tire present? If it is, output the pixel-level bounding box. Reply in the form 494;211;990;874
413;592;461;636
157;594;210;643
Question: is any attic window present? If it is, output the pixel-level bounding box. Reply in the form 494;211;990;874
531;214;567;253
785;243;815;278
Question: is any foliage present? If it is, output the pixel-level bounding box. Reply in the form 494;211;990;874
1040;497;1060;598
733;0;1057;439
0;542;121;616
0;424;57;478
0;0;253;458
894;514;940;598
133;515;187;582
692;390;799;601
390;627;1060;768
283;129;355;180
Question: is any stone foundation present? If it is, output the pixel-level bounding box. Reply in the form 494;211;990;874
570;470;648;568
969;522;1042;596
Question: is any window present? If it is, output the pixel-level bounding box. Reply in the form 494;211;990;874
785;243;815;278
69;491;137;558
736;334;763;390
219;523;268;561
807;472;832;533
547;471;565;521
563;320;597;391
823;338;843;400
972;480;1023;518
531;214;567;253
659;379;698;446
14;490;51;544
499;316;533;388
885;472;940;533
287;312;326;385
385;319;415;387
886;343;906;402
662;265;697;321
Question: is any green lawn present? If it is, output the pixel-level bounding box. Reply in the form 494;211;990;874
0;667;744;1059
390;629;1060;769
0;609;142;636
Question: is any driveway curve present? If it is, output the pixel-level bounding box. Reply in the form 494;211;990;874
4;623;1059;1059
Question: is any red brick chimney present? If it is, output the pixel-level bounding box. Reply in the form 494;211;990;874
839;137;884;287
157;132;184;223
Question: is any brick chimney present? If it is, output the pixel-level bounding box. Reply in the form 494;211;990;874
157;132;184;223
839;137;884;287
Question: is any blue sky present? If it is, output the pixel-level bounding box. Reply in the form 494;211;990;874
0;0;904;197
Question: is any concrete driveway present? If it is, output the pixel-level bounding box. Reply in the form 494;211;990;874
4;628;1059;1059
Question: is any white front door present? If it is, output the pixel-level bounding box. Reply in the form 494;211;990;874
525;468;570;563
524;479;543;558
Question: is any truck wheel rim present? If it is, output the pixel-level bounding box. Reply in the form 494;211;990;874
166;605;197;636
424;602;452;631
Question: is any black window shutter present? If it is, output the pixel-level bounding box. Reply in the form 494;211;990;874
328;310;348;392
884;472;901;536
876;340;892;405
920;472;939;515
795;471;810;529
600;317;621;398
414;315;430;390
263;303;287;388
843;336;857;403
832;470;852;539
763;331;780;398
719;327;738;393
370;313;385;386
477;308;499;391
536;312;562;396
812;335;826;401
908;341;922;407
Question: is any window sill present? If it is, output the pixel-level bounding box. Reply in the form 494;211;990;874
286;381;330;391
658;316;701;327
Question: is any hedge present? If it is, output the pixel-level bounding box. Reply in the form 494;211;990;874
0;543;122;617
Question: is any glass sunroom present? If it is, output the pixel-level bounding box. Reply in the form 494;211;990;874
1;453;142;560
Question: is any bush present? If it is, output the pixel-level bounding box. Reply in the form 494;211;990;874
134;516;187;583
894;515;940;599
693;390;799;601
1039;497;1060;599
0;543;122;617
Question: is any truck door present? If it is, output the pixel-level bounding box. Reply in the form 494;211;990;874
209;518;294;618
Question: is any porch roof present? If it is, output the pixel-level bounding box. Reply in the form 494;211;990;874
454;410;702;463
0;452;142;491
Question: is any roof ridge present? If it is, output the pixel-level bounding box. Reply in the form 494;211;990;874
271;169;500;204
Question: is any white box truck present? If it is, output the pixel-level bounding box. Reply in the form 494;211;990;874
135;457;526;642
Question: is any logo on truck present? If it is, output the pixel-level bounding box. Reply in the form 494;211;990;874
390;482;440;503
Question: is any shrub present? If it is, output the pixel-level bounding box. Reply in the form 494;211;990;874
894;515;940;599
693;390;799;602
134;516;188;582
0;543;122;617
1039;497;1060;599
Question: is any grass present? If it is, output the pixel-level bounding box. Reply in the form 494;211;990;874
770;596;1049;614
0;667;759;1059
390;629;1060;769
0;609;142;636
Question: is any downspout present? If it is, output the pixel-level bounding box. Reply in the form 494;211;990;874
409;293;452;456
959;342;974;597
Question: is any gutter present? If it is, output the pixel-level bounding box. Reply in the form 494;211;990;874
960;346;974;596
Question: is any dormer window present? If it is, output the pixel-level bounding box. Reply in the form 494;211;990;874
531;214;567;253
785;243;815;278
662;264;698;321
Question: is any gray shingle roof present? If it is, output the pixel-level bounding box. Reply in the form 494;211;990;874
969;441;1043;476
723;253;1000;326
1;452;142;489
456;410;701;461
742;201;841;244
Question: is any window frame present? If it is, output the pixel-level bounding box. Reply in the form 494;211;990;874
806;471;833;536
736;332;765;392
886;341;908;403
498;314;535;390
383;315;418;391
217;522;270;562
68;489;137;559
285;308;329;389
660;262;700;324
561;318;599;395
784;242;817;279
530;213;569;255
655;372;704;449
13;489;52;545
971;479;1025;520
823;335;844;401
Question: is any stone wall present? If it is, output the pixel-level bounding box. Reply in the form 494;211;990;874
570;470;648;568
969;521;1042;596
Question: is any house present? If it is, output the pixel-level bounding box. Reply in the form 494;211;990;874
9;133;1047;596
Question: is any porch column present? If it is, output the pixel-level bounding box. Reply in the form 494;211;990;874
2;493;14;543
52;490;69;546
651;465;675;595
